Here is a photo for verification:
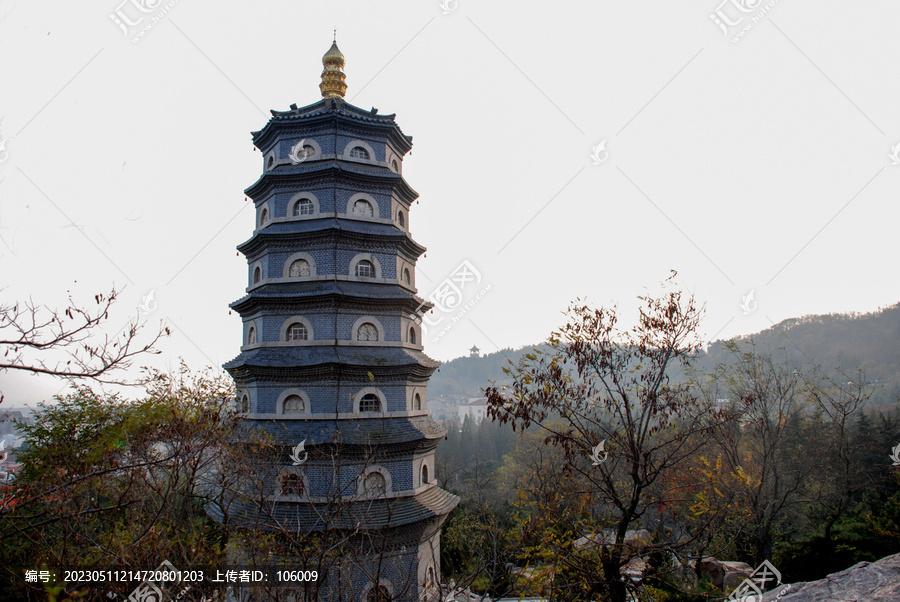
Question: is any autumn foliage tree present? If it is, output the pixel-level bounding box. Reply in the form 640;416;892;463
485;275;726;602
0;365;237;601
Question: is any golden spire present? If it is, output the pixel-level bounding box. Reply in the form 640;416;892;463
319;37;347;99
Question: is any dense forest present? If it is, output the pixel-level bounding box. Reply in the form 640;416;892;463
705;304;900;406
437;409;900;598
430;300;900;599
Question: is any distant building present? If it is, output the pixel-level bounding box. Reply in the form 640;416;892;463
0;411;24;482
0;409;28;430
458;398;488;424
469;345;480;357
0;409;29;453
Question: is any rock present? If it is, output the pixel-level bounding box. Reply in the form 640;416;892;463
622;556;650;582
573;529;652;552
698;557;754;591
760;553;900;602
696;557;724;588
721;562;755;591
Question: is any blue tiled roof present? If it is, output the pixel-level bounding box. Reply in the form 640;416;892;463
276;158;395;177
270;98;401;126
251;98;413;155
229;280;432;314
235;279;420;298
224;346;440;372
244;159;419;202
206;486;459;532
237;217;425;254
234;415;448;445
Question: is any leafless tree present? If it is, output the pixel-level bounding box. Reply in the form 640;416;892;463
800;366;875;549
706;343;807;564
0;286;168;392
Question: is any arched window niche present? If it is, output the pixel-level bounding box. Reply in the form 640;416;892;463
282;252;317;279
288;138;321;163
349;146;370;160
351;316;385;343
277;389;312;416
288;192;320;219
346;193;380;219
245;322;258;345
280;316;314;343
353;387;387;414
277;468;309;499
358;465;392;499
343;140;376;163
349;254;383;280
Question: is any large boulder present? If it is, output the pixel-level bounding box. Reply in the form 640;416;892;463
761;553;900;601
721;562;756;591
697;557;754;591
573;529;652;552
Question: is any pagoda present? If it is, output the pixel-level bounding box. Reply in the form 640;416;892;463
212;40;458;601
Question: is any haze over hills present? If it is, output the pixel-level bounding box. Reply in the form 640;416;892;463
428;303;900;406
704;303;900;396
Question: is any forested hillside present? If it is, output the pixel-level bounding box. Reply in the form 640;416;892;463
704;303;900;405
429;303;900;405
427;347;539;397
430;297;900;600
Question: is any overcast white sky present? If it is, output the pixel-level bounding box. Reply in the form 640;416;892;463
1;0;898;403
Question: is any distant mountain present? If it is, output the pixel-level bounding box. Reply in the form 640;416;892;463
427;304;900;405
427;346;547;398
705;303;900;404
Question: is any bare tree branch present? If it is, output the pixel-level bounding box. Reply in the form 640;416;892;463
0;286;169;385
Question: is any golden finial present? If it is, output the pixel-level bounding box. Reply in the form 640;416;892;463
320;38;347;99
